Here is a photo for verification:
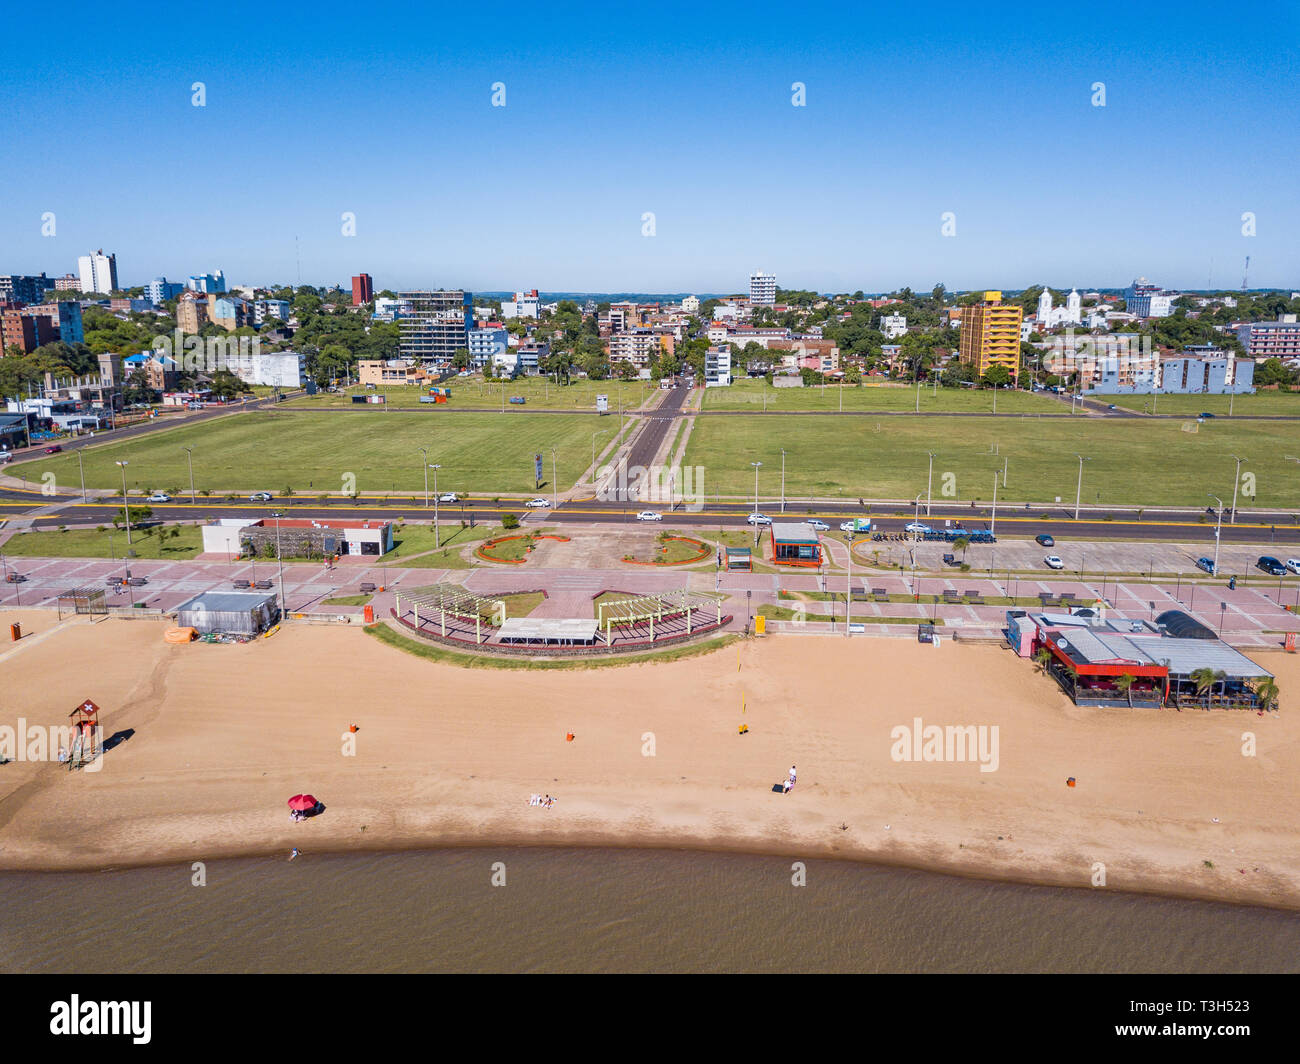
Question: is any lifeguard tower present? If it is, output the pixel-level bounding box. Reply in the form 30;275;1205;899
66;699;102;770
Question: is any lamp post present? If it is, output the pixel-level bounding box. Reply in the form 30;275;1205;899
1230;455;1247;524
116;460;132;546
1208;493;1224;579
913;492;923;529
430;464;442;548
551;450;557;509
1073;454;1090;521
77;450;86;503
275;517;286;617
780;449;786;514
991;472;998;537
185;446;195;504
751;461;762;545
419;448;429;507
926;452;937;517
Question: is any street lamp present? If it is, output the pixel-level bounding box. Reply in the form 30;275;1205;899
1208;494;1224;579
551;450;557;509
926;452;937;517
116;460;132;546
76;450;86;503
990;472;998;536
419;448;429;507
751;461;763;545
430;464;442;548
780;449;786;514
1073;454;1090;521
185;446;195;504
913;492;923;531
1230;455;1248;524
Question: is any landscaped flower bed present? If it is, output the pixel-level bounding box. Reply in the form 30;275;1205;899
475;533;571;564
622;535;710;566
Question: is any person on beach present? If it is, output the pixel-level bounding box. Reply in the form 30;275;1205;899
290;847;300;861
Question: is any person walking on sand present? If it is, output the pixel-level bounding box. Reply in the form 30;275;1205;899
290;847;301;861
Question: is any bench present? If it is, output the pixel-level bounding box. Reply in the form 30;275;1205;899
871;588;888;602
963;590;981;602
850;589;869;602
359;582;377;594
128;577;147;587
254;579;273;590
942;589;959;603
6;572;27;584
232;579;251;589
105;576;123;586
942;553;956;566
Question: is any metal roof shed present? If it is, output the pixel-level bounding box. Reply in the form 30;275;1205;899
175;591;280;635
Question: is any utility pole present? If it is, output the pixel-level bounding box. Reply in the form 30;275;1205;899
1074;454;1089;521
751;461;763;545
419;447;428;507
1209;494;1224;577
926;452;936;517
551;450;557;509
116;460;132;546
780;449;786;514
1230;454;1247;524
431;464;442;548
275;518;286;617
991;472;998;536
77;451;86;503
185;446;195;504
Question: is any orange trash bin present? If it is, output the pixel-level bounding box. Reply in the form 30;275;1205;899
363;605;374;624
9;623;20;641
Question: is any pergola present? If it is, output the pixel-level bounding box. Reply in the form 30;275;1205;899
395;584;507;645
56;586;107;620
596;590;723;645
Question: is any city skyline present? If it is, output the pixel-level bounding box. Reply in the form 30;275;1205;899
1;0;1297;292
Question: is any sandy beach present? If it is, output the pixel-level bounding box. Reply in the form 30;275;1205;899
1;610;1298;911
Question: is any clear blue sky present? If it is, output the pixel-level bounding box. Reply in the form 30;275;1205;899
2;0;1296;294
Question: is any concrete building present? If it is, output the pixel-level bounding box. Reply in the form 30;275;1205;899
749;271;776;306
177;291;209;333
0;274;54;304
77;250;118;294
398;290;473;368
351;273;373;306
681;295;701;314
959;291;1023;383
468;325;509;368
52;273;79;291
253;299;291;325
202;517;393;559
208;295;252;332
143;277;185;305
187;270;227;294
0;305;59;353
607;330;671;372
372;297;411;322
1125;277;1177;318
1036;287;1083;328
358;359;429;387
880;313;908;339
704;345;732;386
1235;315;1300;361
222;350;306;388
500;289;540;319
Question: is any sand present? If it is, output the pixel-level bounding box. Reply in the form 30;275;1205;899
1;610;1298;910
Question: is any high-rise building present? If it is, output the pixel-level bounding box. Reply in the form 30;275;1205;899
144;277;185;305
958;291;1023;383
177;290;209;333
397;290;473;367
53;273;79;291
187;270;226;294
0;274;54;305
25;301;83;344
1125;277;1176;318
500;290;539;319
351;273;374;306
749;271;776;306
78;250;118;294
1236;315;1300;361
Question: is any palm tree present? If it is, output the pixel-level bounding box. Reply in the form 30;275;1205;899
953;535;970;562
1115;672;1136;707
1190;667;1216;709
1034;647;1053;676
1254;679;1279;712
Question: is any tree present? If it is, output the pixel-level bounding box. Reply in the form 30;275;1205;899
1034;648;1053;676
1190;667;1216;708
952;535;970;562
1115;673;1136;707
1254;679;1279;712
982;364;1012;388
452;347;470;371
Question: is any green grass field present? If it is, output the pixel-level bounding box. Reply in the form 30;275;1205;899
282;376;658;412
702;380;1063;414
682;414;1300;509
10;412;620;496
0;525;204;560
1101;392;1300;417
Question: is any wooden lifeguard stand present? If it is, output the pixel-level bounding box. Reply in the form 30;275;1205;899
66;699;102;770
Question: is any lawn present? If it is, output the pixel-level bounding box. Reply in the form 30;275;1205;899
702;380;1062;414
0;524;204;560
10;411;612;496
282;376;658;412
1102;392;1300;417
389;522;499;569
683;413;1300;509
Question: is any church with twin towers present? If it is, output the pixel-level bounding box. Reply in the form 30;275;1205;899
1037;286;1082;328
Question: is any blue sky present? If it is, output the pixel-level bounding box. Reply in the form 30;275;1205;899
2;0;1296;294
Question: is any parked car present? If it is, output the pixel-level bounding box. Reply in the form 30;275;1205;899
249;491;273;502
147;492;171;503
1286;558;1300;576
1035;533;1055;547
43;445;62;454
1199;411;1216;419
904;522;931;534
805;518;829;531
1195;556;1217;575
635;511;662;522
747;513;772;525
1257;556;1288;576
0;451;11;463
438;492;458;503
525;497;550;508
1044;555;1065;570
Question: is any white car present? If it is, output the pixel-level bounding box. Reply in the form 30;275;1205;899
747;513;772;525
1285;558;1300;575
525;497;550;508
904;522;931;534
636;511;663;522
249;491;273;502
1044;555;1065;570
839;521;857;532
147;492;171;503
806;519;829;531
438;492;458;503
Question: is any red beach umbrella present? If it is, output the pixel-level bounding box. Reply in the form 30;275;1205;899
288;794;317;811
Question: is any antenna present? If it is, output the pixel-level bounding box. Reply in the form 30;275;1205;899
1242;255;1250;292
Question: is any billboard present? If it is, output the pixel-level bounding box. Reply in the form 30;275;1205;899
850;518;873;533
596;394;609;414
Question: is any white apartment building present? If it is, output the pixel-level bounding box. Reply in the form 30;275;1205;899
224;350;306;388
749;271;776;306
704;346;732;387
254;299;291;325
880;313;908;339
500;289;540;319
681;295;701;314
77;250;118;294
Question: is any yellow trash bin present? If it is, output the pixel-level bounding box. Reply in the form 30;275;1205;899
755;615;766;635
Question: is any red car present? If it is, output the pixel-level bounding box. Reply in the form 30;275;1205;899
43;445;63;454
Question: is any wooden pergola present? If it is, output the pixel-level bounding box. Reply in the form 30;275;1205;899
596;590;723;645
395;584;507;645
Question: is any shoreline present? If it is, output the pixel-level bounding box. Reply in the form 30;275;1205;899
2;611;1298;914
